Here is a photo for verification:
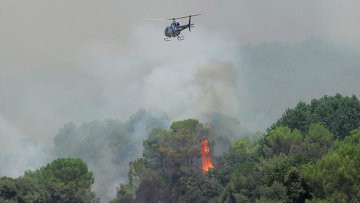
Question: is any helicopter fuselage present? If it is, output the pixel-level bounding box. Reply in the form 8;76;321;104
164;26;177;37
164;23;186;38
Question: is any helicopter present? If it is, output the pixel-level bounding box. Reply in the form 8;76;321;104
148;14;201;41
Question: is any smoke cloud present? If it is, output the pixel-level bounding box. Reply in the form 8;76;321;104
0;114;50;177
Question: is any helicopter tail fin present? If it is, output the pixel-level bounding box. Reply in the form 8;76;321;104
188;15;191;32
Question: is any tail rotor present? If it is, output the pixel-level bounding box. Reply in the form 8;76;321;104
188;15;192;32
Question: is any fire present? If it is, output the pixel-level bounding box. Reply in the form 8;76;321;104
201;138;213;174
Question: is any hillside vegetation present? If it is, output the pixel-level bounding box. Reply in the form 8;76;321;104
1;94;360;203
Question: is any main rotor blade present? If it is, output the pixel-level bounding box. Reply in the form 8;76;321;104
143;18;169;21
144;14;201;21
167;14;201;20
190;14;201;17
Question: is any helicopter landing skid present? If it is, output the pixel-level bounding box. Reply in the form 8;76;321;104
177;35;184;41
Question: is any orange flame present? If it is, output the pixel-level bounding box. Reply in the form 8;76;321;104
201;138;213;174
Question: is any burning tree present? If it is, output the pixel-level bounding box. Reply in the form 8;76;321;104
201;138;213;174
201;124;214;174
115;119;221;202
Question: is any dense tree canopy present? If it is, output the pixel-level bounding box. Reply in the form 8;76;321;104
112;94;360;202
302;128;360;202
2;94;360;202
0;158;96;203
113;119;223;202
272;94;360;139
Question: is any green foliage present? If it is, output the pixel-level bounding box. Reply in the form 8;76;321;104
255;124;338;203
216;137;259;187
0;177;17;202
262;126;302;157
258;181;288;202
3;94;355;202
25;158;96;202
161;119;203;178
233;137;259;155
259;123;335;161
272;94;360;139
128;158;149;186
112;184;133;203
122;116;342;203
42;158;92;184
284;167;311;203
134;170;165;203
171;176;221;203
170;119;203;134
14;176;48;203
301;124;334;159
258;154;292;185
0;176;49;203
0;158;96;203
143;128;169;168
113;119;214;203
226;161;261;202
9;92;360;203
302;127;360;202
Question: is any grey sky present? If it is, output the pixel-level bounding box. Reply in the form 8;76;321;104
1;0;359;75
1;0;359;136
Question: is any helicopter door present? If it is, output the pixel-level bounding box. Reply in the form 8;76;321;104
164;26;173;37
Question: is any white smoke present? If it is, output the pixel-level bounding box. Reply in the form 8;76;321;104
78;23;245;122
0;114;50;177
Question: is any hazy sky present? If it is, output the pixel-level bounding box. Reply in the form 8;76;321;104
1;0;360;73
1;0;360;178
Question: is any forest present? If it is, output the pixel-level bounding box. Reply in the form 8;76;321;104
1;93;360;203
